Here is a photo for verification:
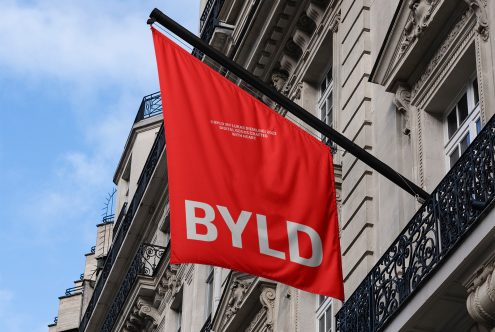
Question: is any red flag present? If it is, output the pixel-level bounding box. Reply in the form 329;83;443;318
152;28;344;300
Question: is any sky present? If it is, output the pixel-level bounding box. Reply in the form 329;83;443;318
0;1;198;331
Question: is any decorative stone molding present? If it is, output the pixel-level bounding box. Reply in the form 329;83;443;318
411;9;473;102
393;85;412;135
306;2;324;24
310;0;331;9
245;308;267;332
466;262;495;328
154;264;179;306
400;0;439;56
284;39;303;60
292;82;303;101
464;0;489;41
297;13;317;35
223;279;250;324
271;69;289;92
137;298;160;328
259;287;276;331
124;298;159;332
329;11;341;33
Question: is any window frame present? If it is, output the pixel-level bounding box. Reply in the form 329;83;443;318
205;266;214;319
318;67;334;128
443;75;481;169
316;295;333;332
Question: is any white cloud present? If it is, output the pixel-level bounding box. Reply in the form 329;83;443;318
0;0;198;328
0;0;168;235
0;0;159;90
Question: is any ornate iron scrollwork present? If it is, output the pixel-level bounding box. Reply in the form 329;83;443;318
79;122;165;332
337;114;495;331
101;244;168;332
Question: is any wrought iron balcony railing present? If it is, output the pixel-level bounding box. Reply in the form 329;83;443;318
336;114;495;331
65;286;83;296
101;243;168;332
112;202;127;238
192;0;225;59
79;124;165;332
134;92;163;123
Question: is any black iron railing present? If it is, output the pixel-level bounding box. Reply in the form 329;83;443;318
112;202;128;238
134;92;162;123
200;315;212;332
65;286;83;296
192;0;225;58
200;0;224;41
79;125;165;332
101;244;168;332
101;214;114;224
336;114;495;331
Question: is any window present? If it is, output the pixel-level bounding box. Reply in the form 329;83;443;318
319;68;333;127
318;68;336;152
316;296;333;332
444;77;481;168
205;266;214;318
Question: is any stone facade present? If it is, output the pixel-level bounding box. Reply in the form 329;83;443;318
49;0;495;331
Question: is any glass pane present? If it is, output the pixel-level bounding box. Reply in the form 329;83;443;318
447;109;457;138
325;306;332;332
460;133;470;154
326;68;333;84
327;94;333;127
450;148;460;167
327;93;333;109
473;78;479;105
320;79;326;94
327;107;333;127
458;93;468;122
319;316;325;332
320;104;326;123
476;118;482;134
319;295;326;306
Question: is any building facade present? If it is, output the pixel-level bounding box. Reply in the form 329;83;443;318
49;0;495;331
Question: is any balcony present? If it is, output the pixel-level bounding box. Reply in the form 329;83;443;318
79;123;165;332
101;243;167;332
134;92;163;123
192;0;226;59
336;114;495;331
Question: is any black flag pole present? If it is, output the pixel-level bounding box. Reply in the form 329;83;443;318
148;8;430;201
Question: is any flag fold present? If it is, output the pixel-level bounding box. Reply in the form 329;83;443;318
152;28;344;300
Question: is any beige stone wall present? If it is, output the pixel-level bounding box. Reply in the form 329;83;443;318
56;294;82;331
338;0;375;295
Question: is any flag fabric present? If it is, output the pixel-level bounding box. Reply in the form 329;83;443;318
152;28;344;300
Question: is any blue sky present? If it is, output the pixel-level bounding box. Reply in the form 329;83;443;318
0;1;198;330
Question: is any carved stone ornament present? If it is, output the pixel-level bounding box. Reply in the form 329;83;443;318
411;9;472;100
330;12;341;33
464;0;489;41
124;298;159;332
400;0;439;55
271;69;289;92
466;262;495;328
259;287;276;331
284;39;303;60
296;13;317;35
292;82;303;101
154;264;179;306
223;279;249;324
393;85;412;135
